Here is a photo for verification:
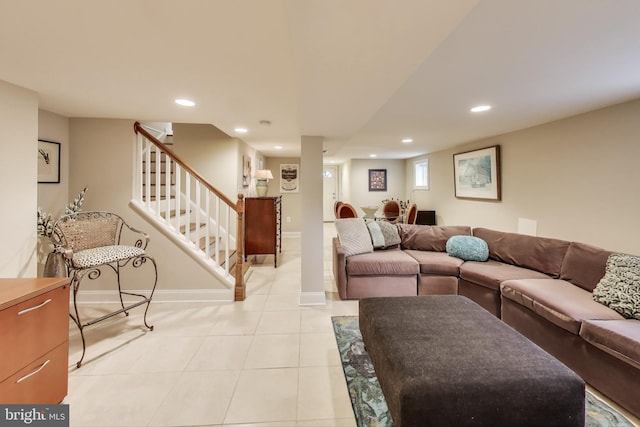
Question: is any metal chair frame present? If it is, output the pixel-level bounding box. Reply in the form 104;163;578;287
51;211;157;367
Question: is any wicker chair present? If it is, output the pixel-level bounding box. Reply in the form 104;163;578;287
51;211;157;367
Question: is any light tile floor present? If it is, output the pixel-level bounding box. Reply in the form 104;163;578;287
65;223;639;427
65;224;358;427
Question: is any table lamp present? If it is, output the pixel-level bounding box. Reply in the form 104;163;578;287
254;169;274;196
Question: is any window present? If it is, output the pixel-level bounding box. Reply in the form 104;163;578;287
414;159;429;190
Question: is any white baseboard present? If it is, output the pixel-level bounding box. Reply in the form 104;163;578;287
73;289;234;304
299;291;327;306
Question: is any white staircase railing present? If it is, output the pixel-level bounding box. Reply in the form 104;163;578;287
132;122;247;301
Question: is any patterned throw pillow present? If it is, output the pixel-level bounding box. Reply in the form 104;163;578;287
366;221;401;249
593;253;640;319
335;218;374;257
445;235;489;262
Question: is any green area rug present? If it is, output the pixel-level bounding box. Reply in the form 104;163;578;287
332;316;634;427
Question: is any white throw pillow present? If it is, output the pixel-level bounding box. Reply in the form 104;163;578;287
335;218;374;256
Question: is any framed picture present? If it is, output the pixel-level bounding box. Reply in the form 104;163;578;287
453;145;501;201
242;155;252;187
368;169;387;191
38;139;61;184
280;163;299;193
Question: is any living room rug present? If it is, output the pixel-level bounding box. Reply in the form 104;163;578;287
332;316;634;427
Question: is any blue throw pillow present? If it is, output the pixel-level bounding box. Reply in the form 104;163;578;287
446;235;489;262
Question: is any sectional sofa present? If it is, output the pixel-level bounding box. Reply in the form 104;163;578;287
332;222;640;418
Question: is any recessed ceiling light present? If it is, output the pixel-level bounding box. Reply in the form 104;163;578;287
402;138;413;144
470;105;491;113
369;154;377;158
274;145;283;150
175;98;195;107
234;127;248;133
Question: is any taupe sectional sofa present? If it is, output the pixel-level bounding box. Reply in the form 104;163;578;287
332;223;640;418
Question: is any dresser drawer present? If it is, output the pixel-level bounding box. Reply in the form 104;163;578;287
0;341;69;404
0;284;69;382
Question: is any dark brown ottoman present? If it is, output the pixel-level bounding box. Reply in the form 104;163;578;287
360;295;585;427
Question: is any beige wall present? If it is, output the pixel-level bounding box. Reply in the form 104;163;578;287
69;118;226;292
0;80;38;277
347;158;406;216
264;156;302;233
172;123;242;201
37;110;70;275
409;98;640;254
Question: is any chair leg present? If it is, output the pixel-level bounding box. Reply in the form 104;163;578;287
69;272;87;368
142;256;158;331
116;265;129;317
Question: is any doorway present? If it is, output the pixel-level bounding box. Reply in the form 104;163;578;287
323;165;339;222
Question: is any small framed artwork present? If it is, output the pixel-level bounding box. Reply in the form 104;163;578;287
453;145;501;201
38;139;61;184
368;169;387;191
242;155;252;187
280;163;299;193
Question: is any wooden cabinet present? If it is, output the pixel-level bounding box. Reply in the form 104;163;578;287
244;196;282;267
0;278;70;404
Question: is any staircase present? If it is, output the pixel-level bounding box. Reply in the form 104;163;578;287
131;122;247;301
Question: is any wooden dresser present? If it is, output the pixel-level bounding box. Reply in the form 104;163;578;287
0;278;70;404
244;196;282;267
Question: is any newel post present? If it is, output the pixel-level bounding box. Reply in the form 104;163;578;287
234;194;245;301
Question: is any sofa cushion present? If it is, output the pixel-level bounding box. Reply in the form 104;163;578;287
446;235;489;262
366;220;401;249
473;228;570;278
397;224;471;252
501;279;624;335
459;260;549;291
580;319;640;370
593;253;640;320
404;250;464;276
334;218;373;257
346;250;419;276
560;242;611;292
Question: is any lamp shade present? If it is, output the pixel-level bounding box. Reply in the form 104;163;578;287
254;169;274;180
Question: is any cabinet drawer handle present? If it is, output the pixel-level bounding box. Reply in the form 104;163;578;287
16;360;50;384
18;298;52;315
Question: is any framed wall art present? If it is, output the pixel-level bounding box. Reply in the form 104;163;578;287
38;139;61;184
242;155;252;187
368;169;387;192
453;145;501;201
280;163;299;193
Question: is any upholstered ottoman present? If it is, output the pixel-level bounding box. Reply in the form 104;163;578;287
359;295;585;427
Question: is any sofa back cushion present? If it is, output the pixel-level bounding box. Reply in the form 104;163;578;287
560;242;612;291
334;218;373;256
472;228;570;278
398;225;471;252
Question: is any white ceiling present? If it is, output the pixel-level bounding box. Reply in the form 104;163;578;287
1;0;639;162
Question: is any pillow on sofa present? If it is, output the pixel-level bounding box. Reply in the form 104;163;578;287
592;253;640;320
446;235;489;262
367;221;401;249
335;218;374;257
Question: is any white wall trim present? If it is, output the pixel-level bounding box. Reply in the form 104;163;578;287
299;291;326;306
73;289;234;304
282;231;301;238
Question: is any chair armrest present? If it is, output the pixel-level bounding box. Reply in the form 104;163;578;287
332;237;348;300
121;223;150;250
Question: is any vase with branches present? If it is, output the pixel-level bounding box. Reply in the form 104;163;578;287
38;187;87;276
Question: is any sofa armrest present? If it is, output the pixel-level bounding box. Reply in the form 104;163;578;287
333;237;348;299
